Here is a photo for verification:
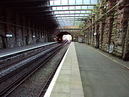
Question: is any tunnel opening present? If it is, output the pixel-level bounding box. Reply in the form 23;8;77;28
56;32;72;43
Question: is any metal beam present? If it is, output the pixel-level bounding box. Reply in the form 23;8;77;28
22;11;52;15
26;14;53;17
57;16;88;17
21;13;90;19
52;9;93;11
49;4;96;7
57;18;86;21
21;9;92;13
57;19;87;21
54;13;90;15
20;11;53;13
12;6;49;9
3;1;47;8
15;7;50;11
2;0;48;2
57;18;82;19
57;29;81;30
57;17;87;19
29;17;56;19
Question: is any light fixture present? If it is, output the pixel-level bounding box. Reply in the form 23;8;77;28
32;35;36;38
6;34;13;37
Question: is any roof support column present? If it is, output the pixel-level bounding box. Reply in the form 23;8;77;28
40;25;44;42
5;9;16;48
118;0;129;60
1;9;7;48
27;18;33;45
45;29;48;42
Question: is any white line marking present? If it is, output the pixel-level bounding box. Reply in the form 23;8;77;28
44;43;71;97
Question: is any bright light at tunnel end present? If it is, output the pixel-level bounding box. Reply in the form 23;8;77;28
63;35;72;42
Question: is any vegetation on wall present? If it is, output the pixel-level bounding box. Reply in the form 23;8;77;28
81;0;129;60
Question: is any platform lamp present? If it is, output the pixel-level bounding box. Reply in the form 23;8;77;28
32;35;36;38
6;34;13;37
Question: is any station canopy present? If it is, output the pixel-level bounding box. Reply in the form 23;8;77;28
0;0;99;31
50;0;99;29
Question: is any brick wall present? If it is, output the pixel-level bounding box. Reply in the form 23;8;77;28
0;8;50;48
82;0;129;60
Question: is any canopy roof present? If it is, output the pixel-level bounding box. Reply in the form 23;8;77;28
50;0;99;29
0;0;100;30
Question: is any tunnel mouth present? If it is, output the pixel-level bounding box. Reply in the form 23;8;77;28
56;32;72;43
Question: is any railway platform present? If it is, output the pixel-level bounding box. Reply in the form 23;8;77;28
0;42;56;58
44;42;84;97
45;42;129;97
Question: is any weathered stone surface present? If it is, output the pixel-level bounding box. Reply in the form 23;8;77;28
0;8;50;48
82;0;129;60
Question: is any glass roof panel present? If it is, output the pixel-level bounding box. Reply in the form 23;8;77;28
69;0;76;4
75;11;81;13
62;7;69;9
76;6;81;9
76;0;82;4
50;0;99;28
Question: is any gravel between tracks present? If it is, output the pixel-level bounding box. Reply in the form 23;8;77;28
7;45;68;97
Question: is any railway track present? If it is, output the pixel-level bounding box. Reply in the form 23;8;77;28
0;42;69;97
0;42;56;72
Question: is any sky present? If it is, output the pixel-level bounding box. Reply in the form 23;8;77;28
50;0;99;27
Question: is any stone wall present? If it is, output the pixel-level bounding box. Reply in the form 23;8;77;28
0;8;53;49
82;0;129;60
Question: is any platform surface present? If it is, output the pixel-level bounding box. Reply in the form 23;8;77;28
0;42;56;58
44;42;84;97
75;42;129;97
45;42;129;97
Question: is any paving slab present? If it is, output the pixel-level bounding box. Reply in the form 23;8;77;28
44;42;84;97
